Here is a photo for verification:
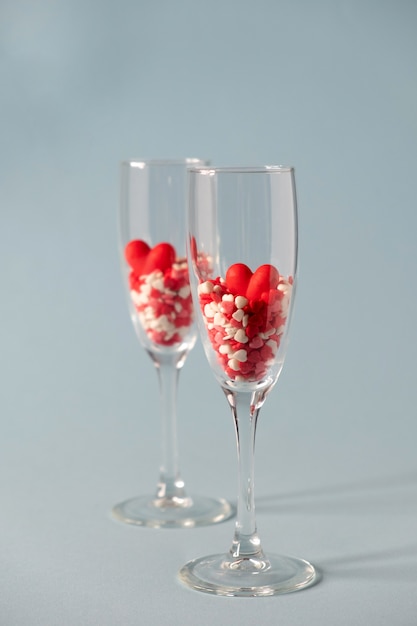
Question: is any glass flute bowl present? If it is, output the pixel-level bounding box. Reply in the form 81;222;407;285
112;159;234;528
178;165;317;593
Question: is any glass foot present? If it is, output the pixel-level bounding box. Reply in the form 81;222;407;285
178;552;317;596
111;495;234;529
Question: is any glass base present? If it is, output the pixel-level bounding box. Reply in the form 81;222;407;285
178;552;317;596
111;495;234;529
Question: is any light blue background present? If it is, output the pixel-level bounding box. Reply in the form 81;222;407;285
1;1;417;624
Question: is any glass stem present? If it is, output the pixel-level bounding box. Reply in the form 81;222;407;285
150;351;189;503
225;387;269;560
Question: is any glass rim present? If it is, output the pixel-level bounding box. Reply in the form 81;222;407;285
188;165;294;175
121;158;209;168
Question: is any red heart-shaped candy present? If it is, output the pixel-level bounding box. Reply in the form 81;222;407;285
246;264;280;301
125;240;151;275
225;263;253;296
143;242;176;274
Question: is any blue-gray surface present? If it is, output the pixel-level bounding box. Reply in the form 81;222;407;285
1;1;417;624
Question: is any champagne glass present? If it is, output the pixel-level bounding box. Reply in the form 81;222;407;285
179;165;316;594
112;159;234;528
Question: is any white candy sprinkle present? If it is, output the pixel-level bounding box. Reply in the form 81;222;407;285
140;283;151;296
242;314;249;328
222;294;234;302
131;291;142;306
223;324;236;339
281;295;290;317
174;302;182;312
234;329;248;343
204;303;215;318
228;358;240;371
278;282;292;309
219;344;232;354
152;277;165;291
179;285;191;299
198;281;214;294
266;339;278;353
235;295;248;308
150;315;170;331
213;312;225;326
233;349;247;362
232;309;245;322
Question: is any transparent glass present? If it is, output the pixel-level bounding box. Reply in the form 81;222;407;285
179;166;316;593
112;159;234;528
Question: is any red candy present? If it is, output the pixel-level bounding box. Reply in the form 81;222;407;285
125;240;151;276
125;240;176;276
143;242;176;274
246;264;280;301
225;263;253;296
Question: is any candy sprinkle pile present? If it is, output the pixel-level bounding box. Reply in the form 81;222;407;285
198;263;292;382
125;240;193;346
